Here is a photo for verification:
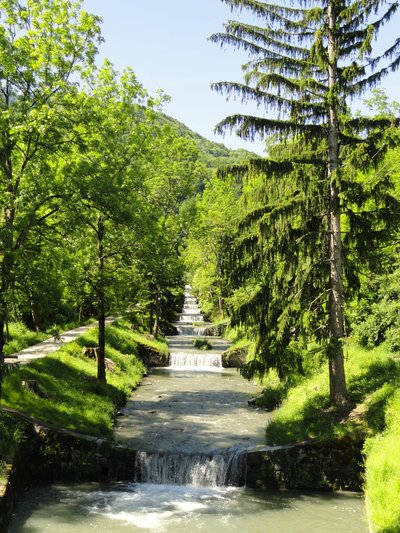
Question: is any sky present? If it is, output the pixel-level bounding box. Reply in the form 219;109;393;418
82;0;400;157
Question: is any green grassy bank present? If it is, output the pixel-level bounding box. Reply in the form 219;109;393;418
0;320;167;477
260;342;400;532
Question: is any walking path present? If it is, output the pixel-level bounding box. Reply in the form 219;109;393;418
4;318;117;366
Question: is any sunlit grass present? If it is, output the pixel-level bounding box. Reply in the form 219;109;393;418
364;389;400;533
1;321;153;438
264;341;400;532
4;322;48;356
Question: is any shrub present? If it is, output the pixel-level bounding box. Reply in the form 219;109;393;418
193;338;212;350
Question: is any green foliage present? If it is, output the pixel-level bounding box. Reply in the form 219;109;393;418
3;323;48;356
192;338;212;350
0;0;102;355
2;321;146;437
364;389;400;532
185;171;241;318
266;343;400;444
350;264;400;352
0;412;24;470
157;113;258;172
254;369;286;409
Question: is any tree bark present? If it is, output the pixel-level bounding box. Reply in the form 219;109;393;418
96;215;106;383
327;0;347;405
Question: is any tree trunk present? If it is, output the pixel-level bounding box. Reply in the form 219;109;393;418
327;0;347;405
152;292;161;339
96;216;106;383
30;297;40;333
0;302;6;403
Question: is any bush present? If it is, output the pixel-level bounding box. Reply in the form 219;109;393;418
193;337;212;350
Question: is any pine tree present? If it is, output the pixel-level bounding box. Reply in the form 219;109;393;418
211;0;400;405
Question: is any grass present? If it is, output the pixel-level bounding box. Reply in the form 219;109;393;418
4;322;48;356
0;320;166;441
263;342;400;532
193;337;212;350
364;388;400;532
3;318;97;356
128;329;169;356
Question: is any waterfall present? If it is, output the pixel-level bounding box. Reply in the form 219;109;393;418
135;449;246;487
169;352;222;368
131;284;243;489
175;324;209;336
169;285;223;368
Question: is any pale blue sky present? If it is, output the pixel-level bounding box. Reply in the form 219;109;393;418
82;0;400;156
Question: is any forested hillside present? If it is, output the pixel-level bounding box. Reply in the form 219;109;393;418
158;113;258;171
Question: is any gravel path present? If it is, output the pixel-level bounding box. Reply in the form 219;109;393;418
4;318;117;366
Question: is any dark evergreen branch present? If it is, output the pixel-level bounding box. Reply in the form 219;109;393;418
211;81;326;117
215;114;326;141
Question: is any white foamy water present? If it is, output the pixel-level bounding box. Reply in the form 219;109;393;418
8;483;368;532
169;351;222;368
135;449;246;486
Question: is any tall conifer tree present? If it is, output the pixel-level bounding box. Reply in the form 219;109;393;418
211;0;400;404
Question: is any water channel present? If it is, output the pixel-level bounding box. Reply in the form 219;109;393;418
8;287;368;532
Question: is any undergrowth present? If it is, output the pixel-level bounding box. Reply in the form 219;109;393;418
4;322;48;356
263;342;400;532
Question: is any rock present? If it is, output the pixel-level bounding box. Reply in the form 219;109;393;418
221;347;248;368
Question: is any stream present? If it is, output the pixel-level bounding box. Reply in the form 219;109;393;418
8;286;368;532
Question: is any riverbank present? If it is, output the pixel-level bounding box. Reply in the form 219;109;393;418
0;321;168;467
0;319;170;530
255;341;400;532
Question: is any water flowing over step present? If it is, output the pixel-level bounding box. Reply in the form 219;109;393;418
169;352;222;368
175;324;210;336
169;285;224;368
135;449;246;487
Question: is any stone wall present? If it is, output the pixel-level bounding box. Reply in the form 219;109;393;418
246;436;364;491
137;342;169;367
21;424;136;483
0;457;25;533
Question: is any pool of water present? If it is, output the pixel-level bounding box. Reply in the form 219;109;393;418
9;482;368;532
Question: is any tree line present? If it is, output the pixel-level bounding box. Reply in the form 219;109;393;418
186;0;400;405
0;0;207;389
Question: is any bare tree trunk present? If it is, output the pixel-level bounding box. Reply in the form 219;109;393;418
30;297;40;333
0;296;6;403
327;0;347;405
96;216;106;383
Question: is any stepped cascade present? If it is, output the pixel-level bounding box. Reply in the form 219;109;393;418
115;285;268;489
169;286;224;369
128;285;245;487
10;285;368;531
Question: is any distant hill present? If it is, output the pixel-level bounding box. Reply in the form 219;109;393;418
158;113;259;170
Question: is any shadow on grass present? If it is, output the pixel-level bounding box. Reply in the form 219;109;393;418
3;355;124;438
267;356;400;445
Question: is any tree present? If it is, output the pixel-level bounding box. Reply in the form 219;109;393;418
0;0;101;395
211;0;400;404
60;61;158;382
185;171;241;318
